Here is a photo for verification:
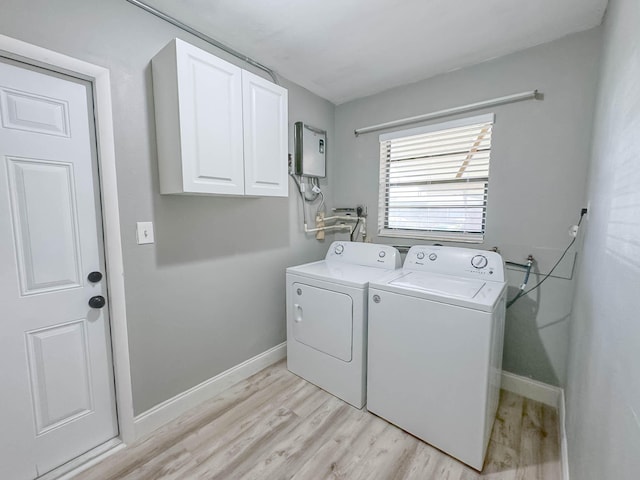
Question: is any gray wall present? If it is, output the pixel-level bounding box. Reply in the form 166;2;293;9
0;0;334;414
333;29;602;387
566;0;640;478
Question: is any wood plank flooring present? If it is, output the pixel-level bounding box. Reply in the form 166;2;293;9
75;361;561;480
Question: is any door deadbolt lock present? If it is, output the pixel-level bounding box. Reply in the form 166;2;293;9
373;294;381;303
87;271;103;283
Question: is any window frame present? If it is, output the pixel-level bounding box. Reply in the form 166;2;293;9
377;113;494;243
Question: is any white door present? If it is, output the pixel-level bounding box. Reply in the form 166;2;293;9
291;282;353;362
242;69;288;197
0;59;117;479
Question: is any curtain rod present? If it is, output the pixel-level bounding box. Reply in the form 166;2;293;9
126;0;279;85
354;90;542;136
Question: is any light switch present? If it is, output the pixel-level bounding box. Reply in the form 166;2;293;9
136;221;155;245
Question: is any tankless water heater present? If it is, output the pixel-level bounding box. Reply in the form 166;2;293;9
294;122;326;178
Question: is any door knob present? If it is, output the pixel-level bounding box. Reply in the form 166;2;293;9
89;295;106;309
87;271;103;283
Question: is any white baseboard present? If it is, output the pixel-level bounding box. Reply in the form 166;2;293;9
500;370;569;479
41;439;124;480
558;388;570;480
500;370;561;407
134;342;287;440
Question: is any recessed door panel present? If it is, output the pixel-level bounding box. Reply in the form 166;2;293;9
7;157;82;295
0;87;70;137
26;320;93;435
291;282;353;362
190;57;239;182
245;84;280;186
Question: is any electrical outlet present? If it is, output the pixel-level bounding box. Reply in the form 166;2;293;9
136;221;154;245
569;225;579;238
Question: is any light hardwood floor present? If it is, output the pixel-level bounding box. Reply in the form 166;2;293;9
75;361;561;480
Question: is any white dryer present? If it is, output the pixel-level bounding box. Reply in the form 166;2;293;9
286;241;401;409
367;245;506;470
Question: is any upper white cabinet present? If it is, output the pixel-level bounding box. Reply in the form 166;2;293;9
152;39;288;197
242;70;289;197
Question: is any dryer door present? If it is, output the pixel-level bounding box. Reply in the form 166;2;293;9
291;282;353;362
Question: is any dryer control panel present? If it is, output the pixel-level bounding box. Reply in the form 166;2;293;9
326;241;401;270
404;246;505;282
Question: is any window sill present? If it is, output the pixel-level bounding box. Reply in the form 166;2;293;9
378;229;484;244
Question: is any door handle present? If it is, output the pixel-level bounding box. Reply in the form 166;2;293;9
294;304;303;323
89;295;106;309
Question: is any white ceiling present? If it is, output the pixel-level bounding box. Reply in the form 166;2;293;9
143;0;607;104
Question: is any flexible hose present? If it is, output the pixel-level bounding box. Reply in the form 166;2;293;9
507;211;585;308
507;237;576;308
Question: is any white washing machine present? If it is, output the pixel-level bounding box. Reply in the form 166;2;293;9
286;241;401;409
367;245;506;470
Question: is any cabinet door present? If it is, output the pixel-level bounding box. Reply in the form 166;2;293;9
242;70;288;197
176;40;245;195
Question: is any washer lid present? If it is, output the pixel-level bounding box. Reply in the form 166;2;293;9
287;260;397;288
390;272;485;299
372;271;506;312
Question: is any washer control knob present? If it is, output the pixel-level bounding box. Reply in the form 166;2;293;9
334;244;344;255
372;294;381;303
378;250;386;258
416;252;425;260
471;254;488;269
428;253;437;261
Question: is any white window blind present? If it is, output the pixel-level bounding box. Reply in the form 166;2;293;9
378;114;494;243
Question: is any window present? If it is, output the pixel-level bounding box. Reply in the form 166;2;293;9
377;113;494;243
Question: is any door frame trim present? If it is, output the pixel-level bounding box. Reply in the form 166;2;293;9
0;34;135;443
